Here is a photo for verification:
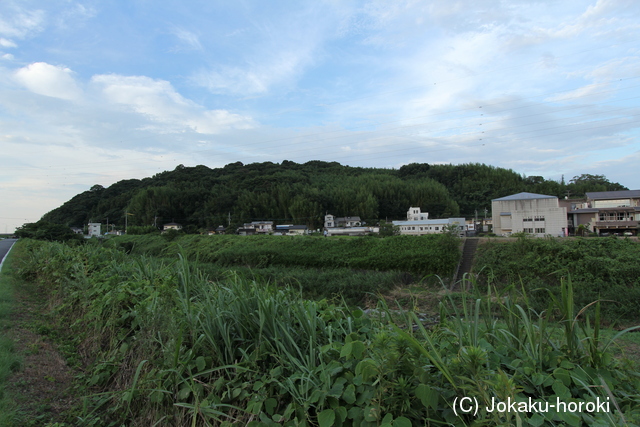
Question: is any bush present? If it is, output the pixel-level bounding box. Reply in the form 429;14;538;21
106;233;461;278
474;237;640;324
13;239;640;426
14;220;83;243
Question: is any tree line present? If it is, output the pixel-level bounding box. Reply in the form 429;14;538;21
38;161;627;233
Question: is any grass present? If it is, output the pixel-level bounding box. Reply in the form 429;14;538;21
8;238;640;426
0;247;20;426
0;243;77;427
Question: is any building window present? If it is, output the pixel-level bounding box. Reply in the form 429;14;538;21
523;217;533;222
535;228;545;234
534;216;545;222
435;227;439;231
523;228;533;233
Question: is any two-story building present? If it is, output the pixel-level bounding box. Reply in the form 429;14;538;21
567;190;640;236
491;192;568;237
237;221;273;235
324;214;362;229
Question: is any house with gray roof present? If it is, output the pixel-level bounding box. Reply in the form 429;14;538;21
491;192;568;237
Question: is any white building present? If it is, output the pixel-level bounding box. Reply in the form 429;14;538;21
273;225;308;235
407;207;429;221
324;214;361;229
492;192;567;237
237;221;273;235
163;222;183;231
88;223;101;237
326;226;378;236
393;207;466;236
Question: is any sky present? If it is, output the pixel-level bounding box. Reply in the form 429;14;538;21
1;0;639;232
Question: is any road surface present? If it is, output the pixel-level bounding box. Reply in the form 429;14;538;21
0;238;17;271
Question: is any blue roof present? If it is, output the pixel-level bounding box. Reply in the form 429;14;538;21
492;192;556;201
586;190;640;200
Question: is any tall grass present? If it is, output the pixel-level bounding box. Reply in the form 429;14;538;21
0;246;20;427
13;239;640;426
105;233;461;278
395;275;640;426
474;236;640;324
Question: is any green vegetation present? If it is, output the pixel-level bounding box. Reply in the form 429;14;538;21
14;220;82;243
8;238;640;426
37;161;627;233
473;236;640;324
102;233;461;304
105;233;461;278
0;248;20;426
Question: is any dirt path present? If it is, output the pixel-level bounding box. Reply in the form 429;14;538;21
4;273;77;424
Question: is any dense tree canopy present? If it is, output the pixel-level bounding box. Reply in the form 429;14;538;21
15;220;83;242
39;161;627;232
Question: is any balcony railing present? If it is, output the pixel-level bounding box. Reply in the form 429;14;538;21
595;220;638;229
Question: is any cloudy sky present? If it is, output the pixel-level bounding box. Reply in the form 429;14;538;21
1;0;639;232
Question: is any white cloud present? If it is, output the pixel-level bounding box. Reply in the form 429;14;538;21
0;37;17;48
170;27;202;51
14;62;83;101
56;3;97;29
91;74;254;133
194;48;314;95
191;3;340;96
0;4;45;39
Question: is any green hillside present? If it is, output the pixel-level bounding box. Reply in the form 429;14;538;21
40;161;627;231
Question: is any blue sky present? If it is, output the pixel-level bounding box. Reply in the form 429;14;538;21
1;0;639;231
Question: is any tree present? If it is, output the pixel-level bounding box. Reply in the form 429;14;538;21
567;174;628;197
15;220;82;242
377;221;399;237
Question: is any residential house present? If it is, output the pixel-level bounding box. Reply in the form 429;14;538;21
163;222;183;231
236;221;273;235
236;227;256;236
250;221;274;234
324;214;361;229
273;225;308;236
491;192;567;237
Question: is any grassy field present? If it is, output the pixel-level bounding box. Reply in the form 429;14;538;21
0;252;20;425
1;237;638;426
104;233;461;278
472;235;640;325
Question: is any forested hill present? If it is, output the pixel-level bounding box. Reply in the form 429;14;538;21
41;161;627;231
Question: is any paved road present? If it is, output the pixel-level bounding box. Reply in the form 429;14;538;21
0;239;18;271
